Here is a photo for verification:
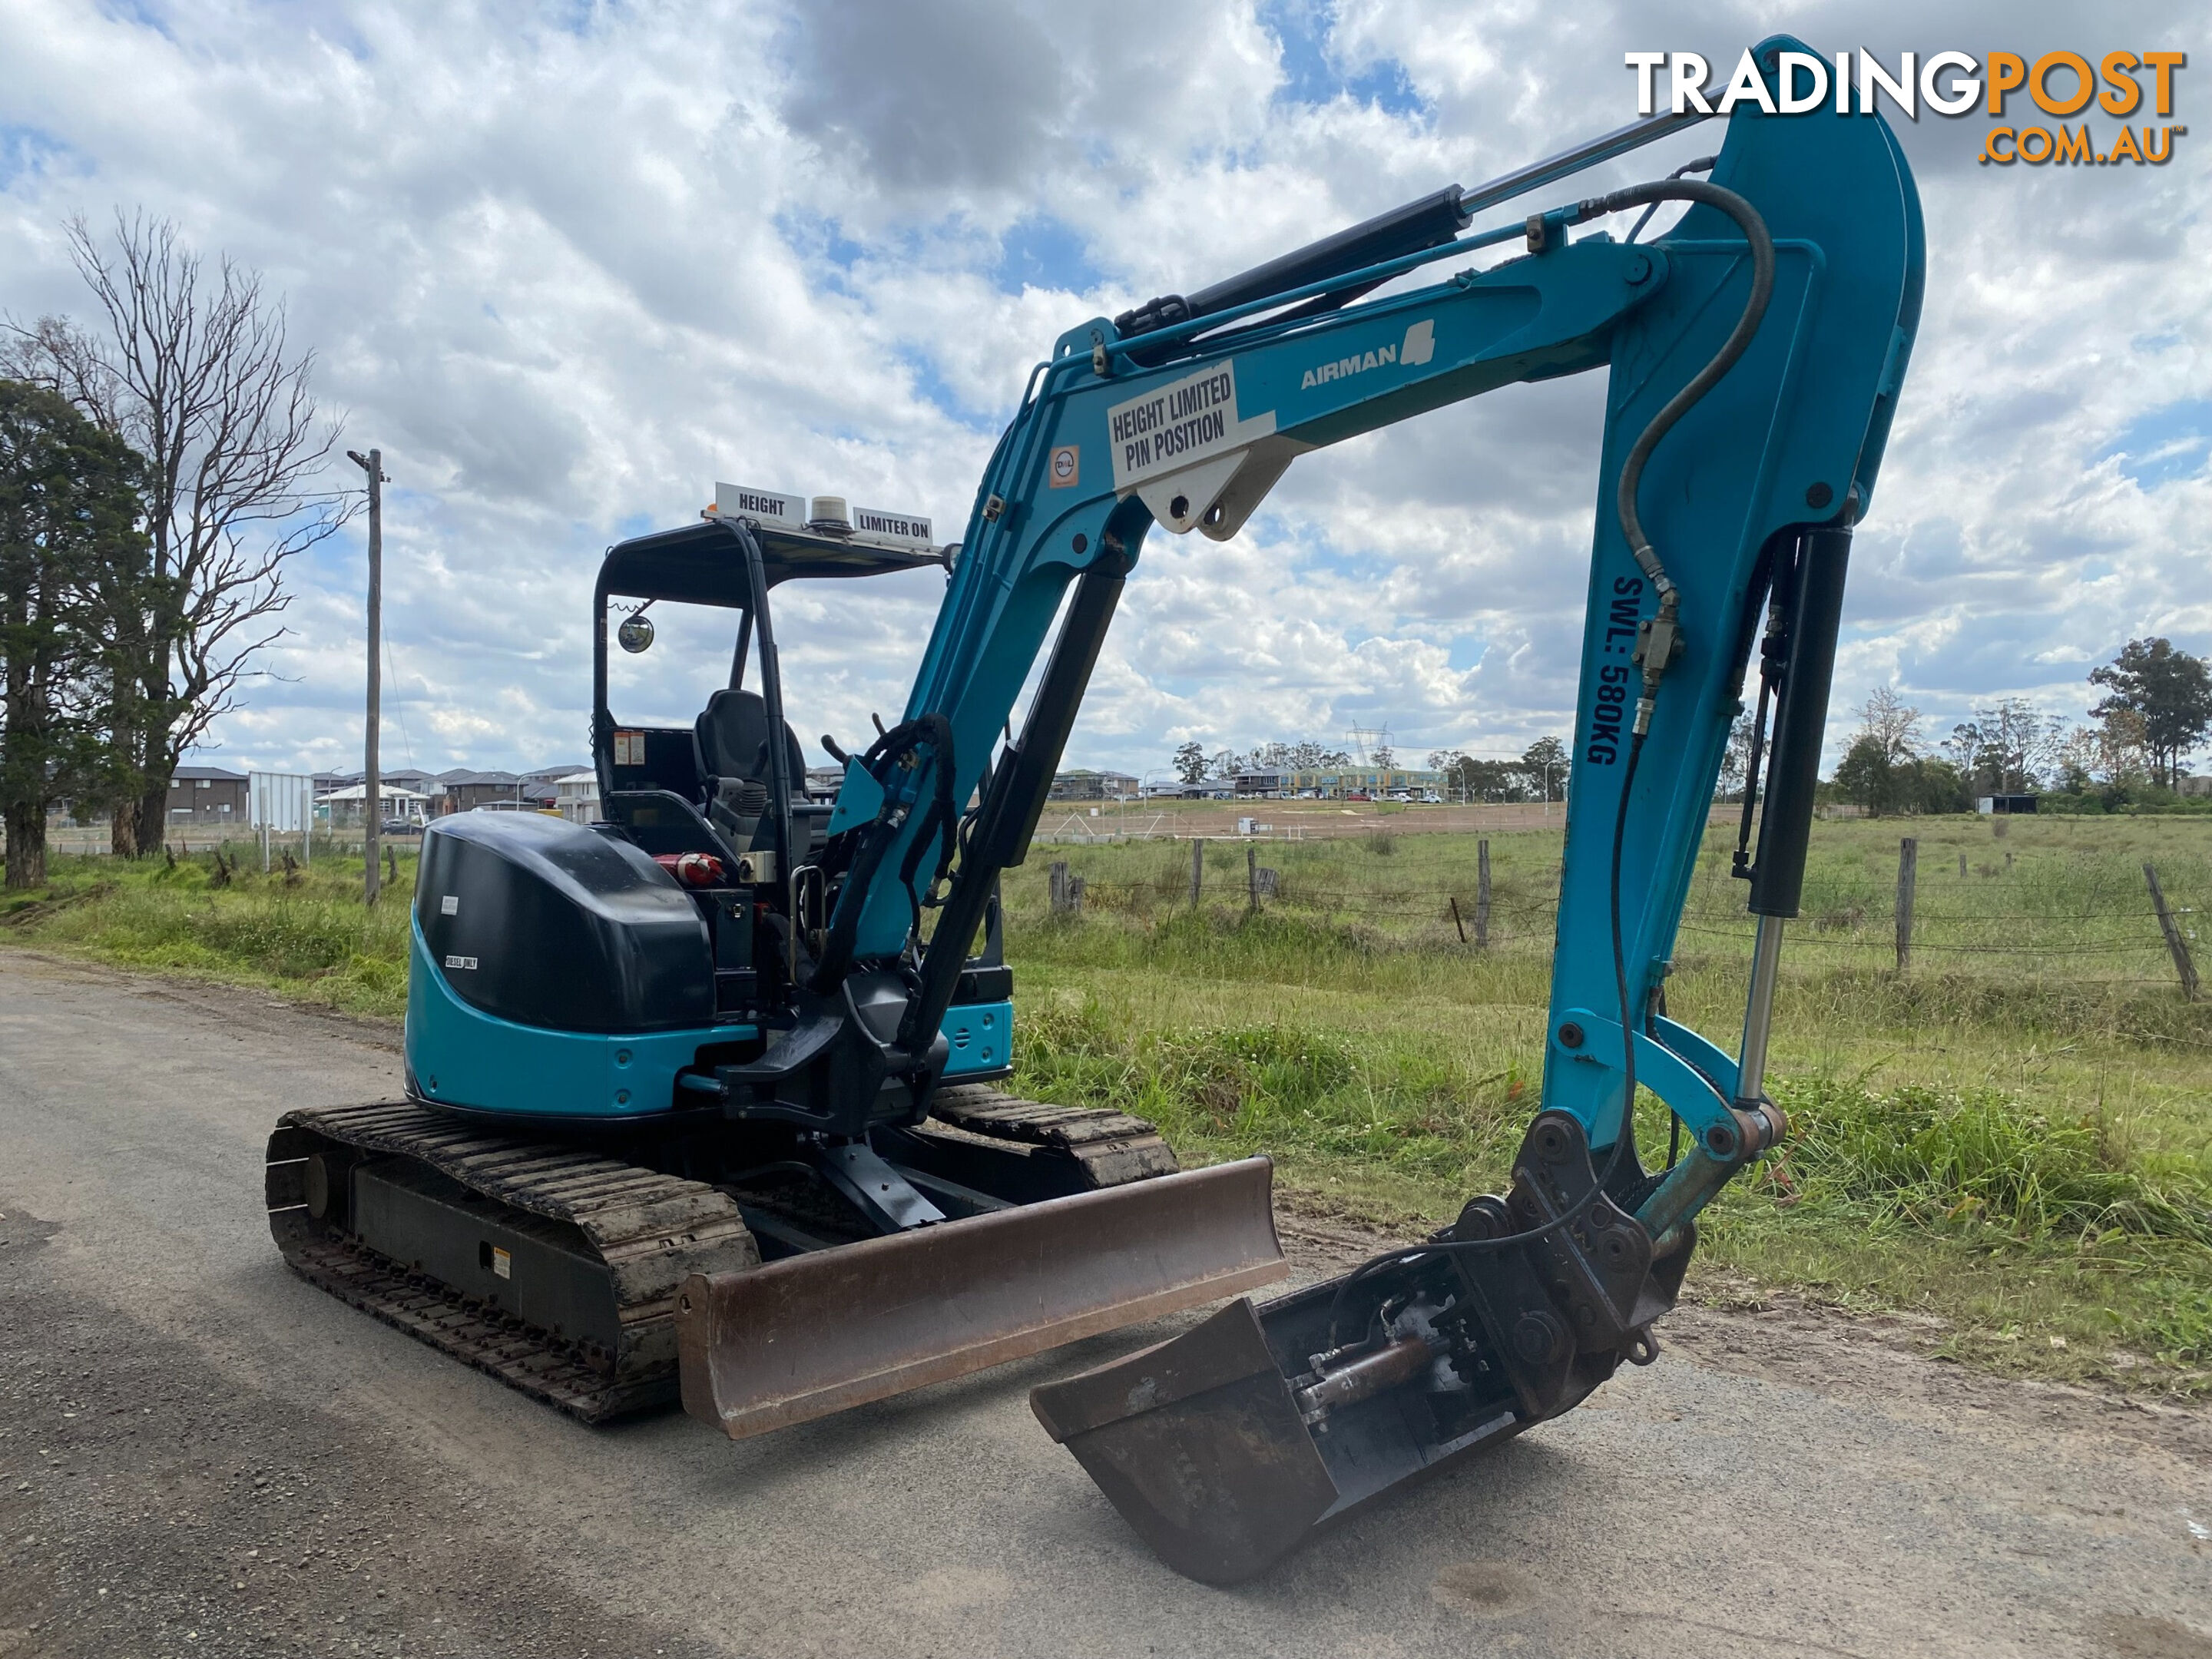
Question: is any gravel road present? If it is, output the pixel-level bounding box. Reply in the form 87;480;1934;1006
1;949;2206;1658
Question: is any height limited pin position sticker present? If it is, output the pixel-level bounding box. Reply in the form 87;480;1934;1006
1049;445;1079;488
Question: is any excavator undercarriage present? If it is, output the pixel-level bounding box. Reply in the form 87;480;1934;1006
268;1089;1283;1432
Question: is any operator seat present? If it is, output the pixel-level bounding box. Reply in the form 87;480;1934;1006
695;689;803;848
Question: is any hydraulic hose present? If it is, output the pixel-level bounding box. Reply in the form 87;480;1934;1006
1323;174;1777;1346
1584;178;1775;617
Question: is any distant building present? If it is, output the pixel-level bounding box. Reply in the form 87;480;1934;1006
166;765;250;826
2180;774;2212;798
1232;766;1441;800
1048;769;1139;801
551;771;601;823
436;770;525;814
1976;794;2038;815
316;783;432;826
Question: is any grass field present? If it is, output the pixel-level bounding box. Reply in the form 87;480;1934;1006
4;812;2207;1392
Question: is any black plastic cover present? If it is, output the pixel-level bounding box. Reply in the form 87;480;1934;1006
416;811;713;1033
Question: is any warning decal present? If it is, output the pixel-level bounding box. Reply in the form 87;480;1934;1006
1106;362;1275;492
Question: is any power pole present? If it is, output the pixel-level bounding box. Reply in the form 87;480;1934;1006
348;448;389;906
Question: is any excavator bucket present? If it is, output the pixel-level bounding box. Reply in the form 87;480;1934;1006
1031;1285;1530;1584
676;1156;1286;1439
1032;1114;1690;1583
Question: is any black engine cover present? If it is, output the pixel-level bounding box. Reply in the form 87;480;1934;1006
416;812;712;1033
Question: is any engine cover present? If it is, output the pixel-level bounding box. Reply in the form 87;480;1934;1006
415;811;712;1034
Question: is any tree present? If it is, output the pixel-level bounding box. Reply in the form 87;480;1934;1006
1831;690;1926;816
2088;637;2212;789
1858;687;1922;764
0;380;145;886
7;212;348;854
1946;697;2057;795
1258;739;1349;770
1518;735;1568;802
1431;752;1524;802
1717;714;1752;801
1172;740;1206;785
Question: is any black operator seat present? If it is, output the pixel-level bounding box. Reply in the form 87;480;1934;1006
695;688;804;849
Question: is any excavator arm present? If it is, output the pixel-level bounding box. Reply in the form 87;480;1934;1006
809;34;1917;1190
694;35;1920;1562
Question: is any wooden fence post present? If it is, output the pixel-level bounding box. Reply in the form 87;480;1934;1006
1475;839;1492;949
2144;863;2200;1002
1957;849;1968;879
1190;838;1203;909
1247;843;1258;912
1895;836;1917;972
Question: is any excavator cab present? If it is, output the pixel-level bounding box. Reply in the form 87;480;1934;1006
591;503;939;876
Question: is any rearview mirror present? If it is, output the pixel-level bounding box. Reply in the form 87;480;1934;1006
618;614;654;654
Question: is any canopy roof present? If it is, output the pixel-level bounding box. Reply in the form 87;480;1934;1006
597;519;945;609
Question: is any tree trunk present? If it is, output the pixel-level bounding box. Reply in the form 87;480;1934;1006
134;774;169;858
4;800;45;889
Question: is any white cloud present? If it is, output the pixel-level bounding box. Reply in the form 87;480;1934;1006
1;0;2204;785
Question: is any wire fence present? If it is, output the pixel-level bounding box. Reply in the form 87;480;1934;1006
1025;830;2207;996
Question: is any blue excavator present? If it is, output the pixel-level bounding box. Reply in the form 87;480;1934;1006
269;35;1917;1577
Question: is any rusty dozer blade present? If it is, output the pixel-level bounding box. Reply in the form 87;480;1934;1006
676;1155;1286;1439
1031;1111;1692;1584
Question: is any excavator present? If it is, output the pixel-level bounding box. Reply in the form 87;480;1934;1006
267;34;1918;1577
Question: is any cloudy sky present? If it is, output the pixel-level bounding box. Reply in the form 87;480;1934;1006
2;0;2204;783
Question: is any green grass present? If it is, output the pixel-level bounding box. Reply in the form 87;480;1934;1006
1004;815;2212;1392
1;845;418;1019
5;813;2208;1392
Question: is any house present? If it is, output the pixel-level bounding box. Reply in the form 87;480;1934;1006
316;782;432;826
1048;769;1140;802
551;771;601;823
436;770;525;814
166;765;250;826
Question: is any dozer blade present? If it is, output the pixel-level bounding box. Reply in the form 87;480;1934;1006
676;1156;1286;1439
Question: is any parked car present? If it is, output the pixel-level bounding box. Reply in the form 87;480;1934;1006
380;816;422;836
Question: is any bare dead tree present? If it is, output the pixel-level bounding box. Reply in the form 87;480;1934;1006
0;315;125;430
37;212;350;853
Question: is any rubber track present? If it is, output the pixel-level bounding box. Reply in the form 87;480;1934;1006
270;1091;1177;1422
930;1084;1180;1188
275;1224;680;1419
268;1101;758;1423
